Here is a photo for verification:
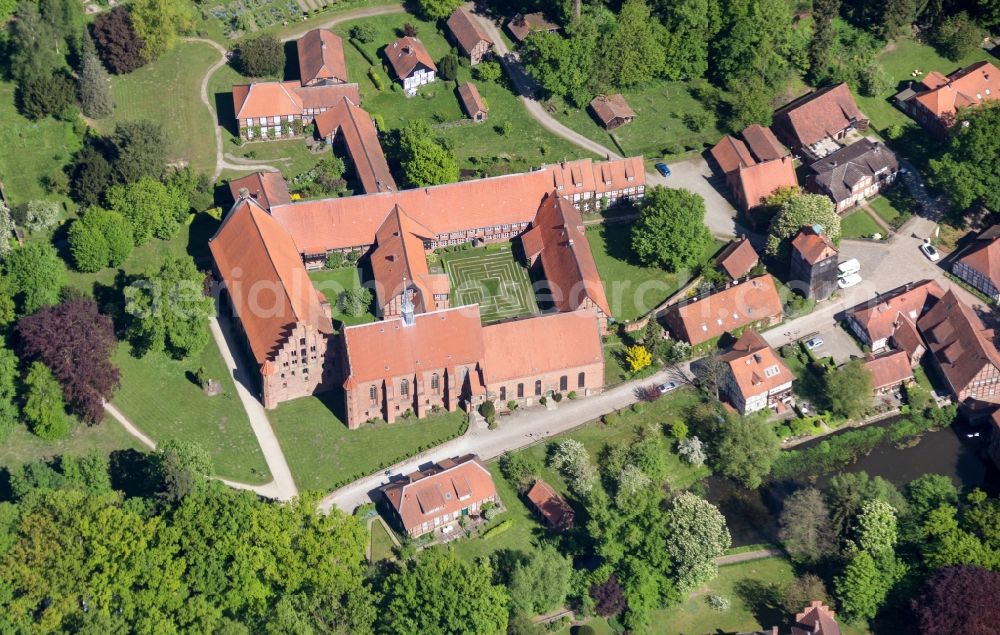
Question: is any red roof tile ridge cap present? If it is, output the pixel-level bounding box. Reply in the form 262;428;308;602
343;99;390;191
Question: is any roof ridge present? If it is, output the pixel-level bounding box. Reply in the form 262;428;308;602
344;98;390;192
248;204;302;331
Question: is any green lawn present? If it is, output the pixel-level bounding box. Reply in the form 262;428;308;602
0;419;143;472
0;81;82;205
586;224;722;321
94;41;220;176
369;518;397;562
841;209;884;239
867;195;904;226
268;394;468;492
309;267;377;328
440;245;538;323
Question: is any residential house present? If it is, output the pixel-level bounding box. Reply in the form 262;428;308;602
590;94;636;130
773;83;868;159
446;7;492;65
208;198;335;409
719;329;795;414
384;37;437;96
314;97;397;193
952;225;1000;302
790;225;838;301
917;290;1000;404
228;170;291;211
715;236;760;280
662;275;784;347
380;455;498;538
808;138;899;213
507;12;559;42
457;82;488;122
521;194;612;333
734;157;799;219
897;61;1000;136
863;351;914;394
526;479;574;531
297;28;347;85
791;601;841;635
709;135;757;191
844;280;944;352
742;123;790;162
369;205;450;318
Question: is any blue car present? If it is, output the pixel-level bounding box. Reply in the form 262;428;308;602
655;162;671;177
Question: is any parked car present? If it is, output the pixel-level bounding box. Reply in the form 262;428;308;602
655;162;671;177
657;381;678;394
920;241;940;262
838;272;863;289
805;337;824;350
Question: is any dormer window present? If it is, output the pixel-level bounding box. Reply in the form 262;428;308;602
764;365;780;378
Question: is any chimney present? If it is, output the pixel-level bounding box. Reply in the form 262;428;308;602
238;187;250;200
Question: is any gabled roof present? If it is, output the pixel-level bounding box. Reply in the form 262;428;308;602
383;37;436;80
742;124;789;162
370;205;444;314
233;81;360;120
792;225;837;265
341;305;484;386
710;135;756;175
521;194;611;317
228;171;292;211
446;8;492;55
774;83;866;147
913;61;1000;122
736;157;798;211
956;227;1000;291
809;138;899;203
863;351;914;391
846;280;944;344
507;12;559;41
381;455;497;533
526;479;574;529
313;97;397;194
457;82;488;116
208;200;333;366
917;290;1000;398
297;29;348;84
481;311;603;384
590;94;636;126
720;329;794;400
791;601;841;635
666;275;784;346
715;236;759;279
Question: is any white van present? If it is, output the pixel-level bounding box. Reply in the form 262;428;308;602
837;258;861;278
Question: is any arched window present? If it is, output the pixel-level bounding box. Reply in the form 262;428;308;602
534;380;542;396
400;378;409;396
499;386;506;401
369;385;377;403
431;373;440;392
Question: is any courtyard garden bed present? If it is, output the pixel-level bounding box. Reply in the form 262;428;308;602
439;245;538;323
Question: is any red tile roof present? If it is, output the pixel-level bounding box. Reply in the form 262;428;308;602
208;200;333;366
233;81;360;120
720;329;794;401
526;479;574;530
590;94;636;127
791;601;841;635
847;280;944;344
742;124;789;162
914;61;1000;123
736;157;798;211
370;205;444;314
297;29;348;84
665;275;784;346
956;230;1000;291
863;351;914;392
482;311;603;384
891;316;925;363
520;194;611;317
446;8;492;56
715;236;759;279
381;455;497;534
383;37;436;80
457;82;488;117
507;12;559;41
228;171;291;211
313;97;397;193
710;135;756;175
341;305;484;386
917;290;1000;399
774;83;866;148
792;226;838;265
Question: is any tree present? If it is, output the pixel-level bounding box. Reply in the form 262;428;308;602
18;72;76;120
0;346;20;442
911;566;1000;635
349;23;376;43
69;144;117;206
713;413;780;489
507;545;573;616
6;242;66;315
547;439;597;495
852;499;898;558
7;1;61;83
724;73;775;130
166;167;214;213
658;0;722;80
933;12;982;62
23;362;69;440
106;176;187;245
156;439;213;503
378;548;508;634
110;120;167;184
825;359;872;419
907;473;958;520
625;344;652;373
783;573;829;614
766;194;840;255
124;256;215;359
664;492;731;591
631;186;712;271
616;464;653;505
826;471;907;539
590;573;627;617
809;0;841;77
416;0;461;19
236;35;284;77
474;60;503;82
835;550;894;621
128;0;195;62
93;6;147;74
16;296;120;424
601;0;668;87
498;451;539;491
438;53;458;81
880;0;921;38
711;0;798;90
14;200;61;233
678;436;707;466
339;286;372;317
68;207;135;272
78;50;115;118
929;104;1000;211
397;121;459;187
778;488;836;564
0;202;16;260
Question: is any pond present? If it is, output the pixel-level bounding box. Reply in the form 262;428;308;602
702;420;1000;547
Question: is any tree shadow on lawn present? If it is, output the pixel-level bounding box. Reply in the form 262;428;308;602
733;578;786;631
597;223;643;268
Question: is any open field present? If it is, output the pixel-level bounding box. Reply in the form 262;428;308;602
841;209;884;239
0;419;142;472
309;267;377;328
94;42;219;175
441;246;537;323
268;394;468;492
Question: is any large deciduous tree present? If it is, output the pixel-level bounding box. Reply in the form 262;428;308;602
397;120;459;187
0;346;18;442
6;242;66;315
14;200;61;234
507;545;574;617
657;0;722;81
68;207;134;272
128;0;194;62
16;296;120;424
416;0;461;19
824;358;872;419
106;176;187;245
236;35;284;77
929;104;1000;211
779;488;837;564
631;186;712;271
0;202;16;260
712;412;780;489
93;6;147;74
765;193;839;255
663;492;731;592
23;361;69;439
601;0;668;88
933;12;982;61
911;565;1000;635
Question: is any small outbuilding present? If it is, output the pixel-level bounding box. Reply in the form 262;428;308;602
507;12;559;42
526;479;574;531
457;82;488;122
590;94;636;130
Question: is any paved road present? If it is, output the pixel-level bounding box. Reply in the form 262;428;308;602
278;4;406;42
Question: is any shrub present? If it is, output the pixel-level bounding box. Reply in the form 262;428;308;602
539;396;547;406
349;23;376;43
553;392;563;403
474;61;502;82
567;391;577;400
707;595;730;611
483;519;512;539
479;400;496;425
368;67;385;91
507;400;518;410
236;35;284;77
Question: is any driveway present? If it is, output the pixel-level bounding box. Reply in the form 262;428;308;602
648;156;740;239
